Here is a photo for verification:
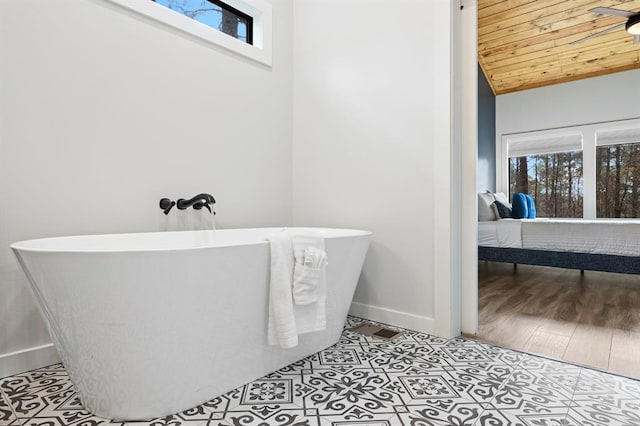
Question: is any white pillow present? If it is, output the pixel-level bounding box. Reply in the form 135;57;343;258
493;192;511;208
478;192;497;221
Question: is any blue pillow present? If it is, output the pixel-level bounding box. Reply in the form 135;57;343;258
525;194;536;219
511;193;528;219
492;201;512;219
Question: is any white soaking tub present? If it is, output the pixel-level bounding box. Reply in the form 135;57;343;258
11;227;371;420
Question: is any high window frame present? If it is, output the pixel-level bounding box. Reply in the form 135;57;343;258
102;0;272;66
499;117;640;219
153;0;254;45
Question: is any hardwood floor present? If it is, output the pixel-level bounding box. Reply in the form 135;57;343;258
476;262;640;378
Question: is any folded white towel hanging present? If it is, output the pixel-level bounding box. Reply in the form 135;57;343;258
266;230;327;348
266;232;298;349
292;247;327;305
290;231;327;335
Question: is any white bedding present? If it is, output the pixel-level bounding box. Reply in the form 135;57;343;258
523;219;640;257
479;218;640;257
478;220;522;248
478;221;499;247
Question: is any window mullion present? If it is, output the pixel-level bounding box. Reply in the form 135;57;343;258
582;131;597;219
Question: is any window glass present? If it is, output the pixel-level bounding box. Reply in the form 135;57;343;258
509;151;583;218
596;142;640;218
154;0;252;44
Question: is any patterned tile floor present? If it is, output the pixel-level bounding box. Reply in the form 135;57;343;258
1;317;640;426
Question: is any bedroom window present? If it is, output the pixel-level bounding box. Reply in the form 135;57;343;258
509;152;584;218
501;119;640;219
507;132;584;218
596;128;640;218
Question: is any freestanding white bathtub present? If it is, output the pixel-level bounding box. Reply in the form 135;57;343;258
11;227;371;420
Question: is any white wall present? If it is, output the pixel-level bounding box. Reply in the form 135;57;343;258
292;0;460;335
496;69;640;136
495;69;640;192
0;0;293;376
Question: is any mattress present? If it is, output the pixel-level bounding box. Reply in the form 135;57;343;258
478;218;640;257
478;220;523;248
523;219;640;257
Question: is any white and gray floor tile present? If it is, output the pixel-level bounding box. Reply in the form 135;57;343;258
1;316;639;426
1;391;20;425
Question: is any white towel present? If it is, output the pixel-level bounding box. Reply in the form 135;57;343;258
290;231;327;335
266;233;297;348
266;230;327;348
292;247;327;305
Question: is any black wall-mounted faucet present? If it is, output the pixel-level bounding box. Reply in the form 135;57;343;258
177;193;216;214
159;193;216;215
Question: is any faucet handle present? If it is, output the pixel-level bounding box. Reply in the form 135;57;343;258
159;198;176;215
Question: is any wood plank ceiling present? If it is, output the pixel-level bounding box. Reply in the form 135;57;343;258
478;0;640;95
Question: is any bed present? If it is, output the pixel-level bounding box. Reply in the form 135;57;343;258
478;218;640;275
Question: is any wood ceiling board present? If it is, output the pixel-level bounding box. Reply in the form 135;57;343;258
482;29;629;64
479;15;624;54
494;61;640;94
478;1;571;35
480;0;640;38
479;0;548;20
487;33;631;72
479;6;613;43
561;50;640;71
557;38;637;61
479;0;640;94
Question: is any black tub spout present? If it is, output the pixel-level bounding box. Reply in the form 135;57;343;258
176;193;216;213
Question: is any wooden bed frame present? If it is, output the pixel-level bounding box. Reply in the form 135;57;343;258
478;246;640;275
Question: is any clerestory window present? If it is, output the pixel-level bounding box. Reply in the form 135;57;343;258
103;0;272;65
153;0;253;45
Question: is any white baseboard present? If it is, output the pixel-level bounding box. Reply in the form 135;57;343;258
0;344;61;379
349;302;435;334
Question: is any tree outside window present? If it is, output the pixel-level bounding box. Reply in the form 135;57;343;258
596;142;640;218
509;151;583;218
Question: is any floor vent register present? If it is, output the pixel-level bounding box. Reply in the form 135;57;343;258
349;323;404;340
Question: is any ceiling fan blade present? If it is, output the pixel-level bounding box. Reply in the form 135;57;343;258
635;34;640;44
589;6;635;18
570;23;626;44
